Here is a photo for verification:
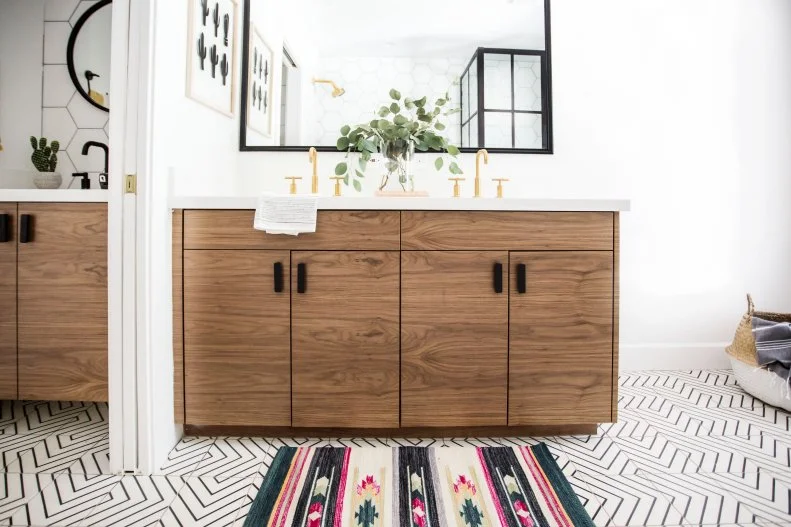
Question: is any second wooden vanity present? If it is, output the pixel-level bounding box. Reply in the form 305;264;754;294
173;200;626;434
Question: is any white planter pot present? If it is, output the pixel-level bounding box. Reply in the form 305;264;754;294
32;172;62;189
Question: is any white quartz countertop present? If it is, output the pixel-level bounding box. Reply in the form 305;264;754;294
170;195;630;212
0;189;110;203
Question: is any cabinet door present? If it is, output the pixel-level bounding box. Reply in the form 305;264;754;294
509;251;613;425
292;251;399;428
17;203;108;401
401;251;508;427
0;204;16;399
184;250;291;426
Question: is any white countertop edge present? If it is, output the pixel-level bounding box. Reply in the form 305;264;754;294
170;196;631;212
0;189;110;203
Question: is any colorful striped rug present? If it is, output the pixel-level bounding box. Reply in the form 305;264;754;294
244;444;594;527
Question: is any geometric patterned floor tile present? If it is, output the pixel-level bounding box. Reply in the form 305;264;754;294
655;432;791;474
66;435;111;475
641;471;758;525
609;433;703;474
190;438;272;483
76;475;185;526
4;426;108;474
158;437;215;477
0;473;58;524
576;471;686;526
158;475;255;527
554;434;641;475
705;470;791;524
7;473;121;526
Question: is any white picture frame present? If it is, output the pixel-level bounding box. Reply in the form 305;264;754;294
186;0;238;117
246;25;274;137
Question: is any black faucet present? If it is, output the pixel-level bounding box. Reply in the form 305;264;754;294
82;141;109;189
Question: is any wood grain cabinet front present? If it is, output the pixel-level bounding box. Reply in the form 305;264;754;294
291;251;400;428
17;203;108;402
401;251;509;427
0;204;17;399
184;250;291;426
508;251;614;425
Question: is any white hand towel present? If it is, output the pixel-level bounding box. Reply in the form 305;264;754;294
253;193;318;236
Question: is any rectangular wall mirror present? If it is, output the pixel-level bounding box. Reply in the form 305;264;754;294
239;0;553;154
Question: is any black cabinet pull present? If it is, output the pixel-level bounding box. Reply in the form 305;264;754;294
297;263;307;294
0;214;9;243
517;263;527;294
493;262;503;293
19;214;32;244
273;262;284;293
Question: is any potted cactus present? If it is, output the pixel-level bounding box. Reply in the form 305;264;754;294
30;137;62;189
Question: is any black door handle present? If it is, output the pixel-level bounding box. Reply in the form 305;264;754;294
516;263;527;294
0;214;10;243
297;263;307;293
493;262;503;293
273;262;284;293
19;214;32;244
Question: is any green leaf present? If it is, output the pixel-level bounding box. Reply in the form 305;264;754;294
344;174;349;185
378;106;390;117
449;161;463;175
353;179;362;192
434;157;444;171
432;107;441;117
415;96;427;108
378;119;391;130
389;88;401;101
370;119;380;129
418;113;432;123
355;169;365;179
336;136;350;150
340;125;351;136
435;98;446;106
415;141;429;152
447;144;460;156
361;138;377;153
404;97;415;109
435;122;446;131
335;162;348;175
390;102;400;114
393;114;408;125
358;157;367;171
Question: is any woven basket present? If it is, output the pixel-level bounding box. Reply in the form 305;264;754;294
726;294;791;366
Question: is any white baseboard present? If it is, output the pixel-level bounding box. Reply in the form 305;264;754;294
619;343;732;371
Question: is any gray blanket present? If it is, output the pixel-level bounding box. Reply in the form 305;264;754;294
752;316;791;384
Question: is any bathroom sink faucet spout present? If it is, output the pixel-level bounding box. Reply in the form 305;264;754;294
82;141;109;174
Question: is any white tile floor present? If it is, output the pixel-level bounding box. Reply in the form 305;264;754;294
0;370;789;526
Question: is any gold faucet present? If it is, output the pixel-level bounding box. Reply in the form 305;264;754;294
308;147;318;194
475;149;488;198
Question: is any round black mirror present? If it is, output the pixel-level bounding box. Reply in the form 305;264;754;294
67;0;112;112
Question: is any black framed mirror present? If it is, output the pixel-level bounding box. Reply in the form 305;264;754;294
67;0;113;112
239;0;553;154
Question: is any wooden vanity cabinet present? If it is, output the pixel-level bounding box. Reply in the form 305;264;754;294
183;250;291;426
508;251;614;425
401;251;508;427
16;203;108;402
0;204;17;399
291;251;400;428
177;209;619;432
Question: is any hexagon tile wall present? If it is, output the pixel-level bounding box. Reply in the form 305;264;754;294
42;0;109;188
312;56;466;147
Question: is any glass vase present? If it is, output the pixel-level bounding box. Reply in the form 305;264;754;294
379;140;415;193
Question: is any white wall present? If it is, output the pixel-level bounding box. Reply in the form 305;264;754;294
0;0;44;173
222;0;791;370
144;0;245;471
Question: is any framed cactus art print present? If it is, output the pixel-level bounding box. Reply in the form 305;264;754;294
186;0;238;116
246;25;274;138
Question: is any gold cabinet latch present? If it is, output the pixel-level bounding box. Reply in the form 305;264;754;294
125;174;137;194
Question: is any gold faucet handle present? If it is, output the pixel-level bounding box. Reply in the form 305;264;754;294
329;176;344;197
284;176;302;195
448;177;465;198
492;178;509;198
